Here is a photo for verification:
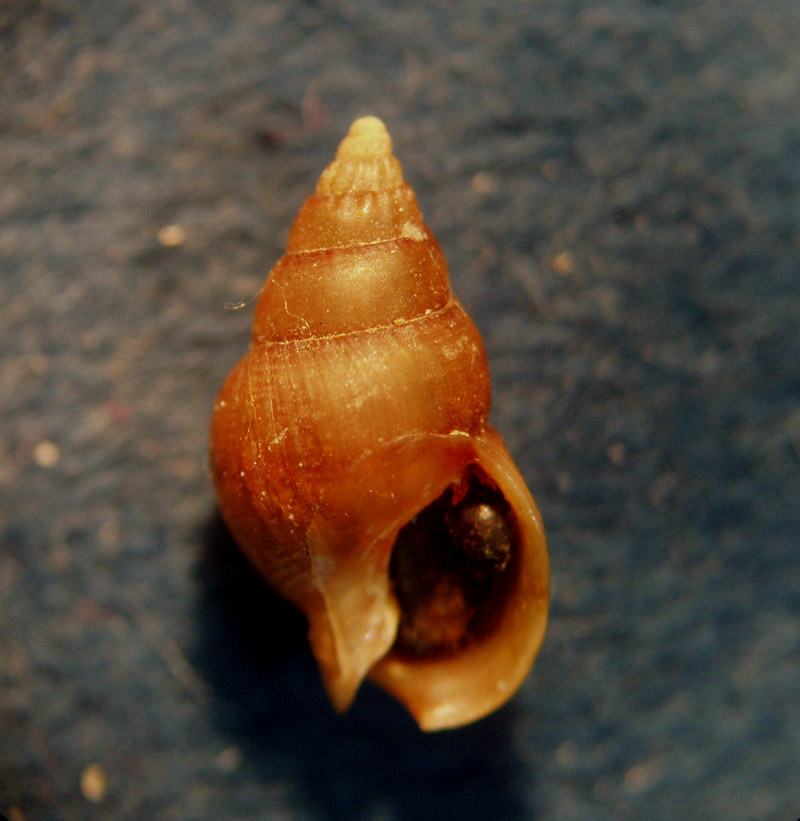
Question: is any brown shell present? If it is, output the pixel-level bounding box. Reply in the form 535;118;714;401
210;117;549;730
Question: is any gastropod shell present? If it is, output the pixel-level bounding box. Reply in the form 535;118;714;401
210;116;549;730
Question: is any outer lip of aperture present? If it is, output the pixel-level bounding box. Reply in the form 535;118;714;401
366;428;549;731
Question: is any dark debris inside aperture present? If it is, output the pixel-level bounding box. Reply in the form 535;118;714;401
389;471;516;657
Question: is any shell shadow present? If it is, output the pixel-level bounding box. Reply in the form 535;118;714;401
192;510;531;821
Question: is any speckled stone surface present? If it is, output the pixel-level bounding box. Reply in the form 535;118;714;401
2;1;799;819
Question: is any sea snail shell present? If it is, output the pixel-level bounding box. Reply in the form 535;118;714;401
210;116;549;730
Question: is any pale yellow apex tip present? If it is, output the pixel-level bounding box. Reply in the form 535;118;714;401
348;116;388;137
336;116;393;159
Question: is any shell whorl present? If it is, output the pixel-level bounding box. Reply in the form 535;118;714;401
253;117;451;342
316;115;403;196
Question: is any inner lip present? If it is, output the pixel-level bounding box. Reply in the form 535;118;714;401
388;466;518;658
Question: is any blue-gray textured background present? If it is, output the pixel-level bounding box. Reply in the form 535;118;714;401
1;1;799;818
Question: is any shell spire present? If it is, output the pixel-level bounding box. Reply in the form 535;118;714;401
285;116;423;254
317;116;401;192
210;117;549;730
253;116;451;343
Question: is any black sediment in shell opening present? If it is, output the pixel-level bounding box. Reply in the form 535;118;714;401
389;466;519;658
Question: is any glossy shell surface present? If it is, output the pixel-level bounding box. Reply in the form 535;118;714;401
210;117;549;730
